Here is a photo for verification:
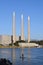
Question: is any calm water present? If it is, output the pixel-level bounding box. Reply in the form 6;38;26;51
0;48;43;65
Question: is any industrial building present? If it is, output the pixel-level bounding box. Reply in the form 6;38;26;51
0;12;39;47
0;35;11;45
0;35;19;45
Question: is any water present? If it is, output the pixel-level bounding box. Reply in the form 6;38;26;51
0;48;43;65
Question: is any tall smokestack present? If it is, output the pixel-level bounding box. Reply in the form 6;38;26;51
12;12;16;43
28;16;30;43
21;14;24;41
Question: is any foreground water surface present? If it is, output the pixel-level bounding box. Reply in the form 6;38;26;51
0;48;43;65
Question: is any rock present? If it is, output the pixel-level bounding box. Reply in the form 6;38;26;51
0;58;12;65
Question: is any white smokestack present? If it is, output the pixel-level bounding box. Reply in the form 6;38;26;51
28;16;30;43
12;12;16;43
21;14;24;40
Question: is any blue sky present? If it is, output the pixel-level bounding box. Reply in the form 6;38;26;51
0;0;43;40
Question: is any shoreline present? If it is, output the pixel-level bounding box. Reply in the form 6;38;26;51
0;46;43;48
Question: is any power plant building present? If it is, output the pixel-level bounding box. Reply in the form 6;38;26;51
0;35;19;45
0;35;11;45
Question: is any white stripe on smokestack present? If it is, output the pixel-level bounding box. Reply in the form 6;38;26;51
28;16;30;43
21;14;24;40
12;12;16;43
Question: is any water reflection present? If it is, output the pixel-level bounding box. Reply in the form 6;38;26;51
0;48;31;65
11;48;16;65
0;48;43;65
19;48;31;65
28;48;31;65
0;48;11;61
